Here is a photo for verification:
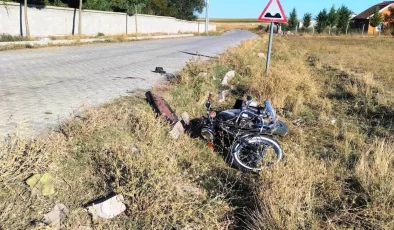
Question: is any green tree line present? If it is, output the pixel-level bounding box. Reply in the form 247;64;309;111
287;5;394;36
284;5;353;34
7;0;205;20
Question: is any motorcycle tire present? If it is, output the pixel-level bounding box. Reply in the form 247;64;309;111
272;120;289;137
230;135;283;173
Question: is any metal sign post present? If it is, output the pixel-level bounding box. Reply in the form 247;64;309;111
205;0;210;35
266;22;274;75
258;0;288;76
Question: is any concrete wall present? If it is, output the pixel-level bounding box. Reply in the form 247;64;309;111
0;1;216;37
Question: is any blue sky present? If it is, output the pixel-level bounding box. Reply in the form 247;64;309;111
199;0;380;19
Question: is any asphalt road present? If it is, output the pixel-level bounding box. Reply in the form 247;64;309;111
0;30;257;136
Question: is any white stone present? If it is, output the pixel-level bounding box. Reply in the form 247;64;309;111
87;195;126;220
38;37;52;42
293;119;303;127
130;145;140;154
221;71;236;86
43;203;69;229
257;53;266;59
169;121;185;139
181;112;190;125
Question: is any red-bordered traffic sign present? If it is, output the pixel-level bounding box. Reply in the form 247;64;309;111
258;0;288;23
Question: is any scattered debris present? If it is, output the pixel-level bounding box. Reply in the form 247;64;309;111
165;73;176;80
218;90;231;103
87;194;126;220
146;92;192;140
221;71;236;86
26;173;55;196
146;91;179;124
293;119;303;127
331;119;337;125
153;67;166;74
130;145;140;154
257;53;266;59
42;203;69;230
37;37;52;42
170;121;185;139
181;112;190;125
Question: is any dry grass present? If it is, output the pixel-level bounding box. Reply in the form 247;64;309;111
214;22;262;31
1;34;394;229
0;33;194;52
0;97;239;229
167;35;394;229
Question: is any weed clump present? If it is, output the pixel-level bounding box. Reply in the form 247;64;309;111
0;34;26;42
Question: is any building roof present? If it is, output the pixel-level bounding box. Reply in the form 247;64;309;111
353;1;394;19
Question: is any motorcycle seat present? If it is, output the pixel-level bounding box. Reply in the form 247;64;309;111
218;109;241;121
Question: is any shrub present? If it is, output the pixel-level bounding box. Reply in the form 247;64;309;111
96;32;105;37
0;34;26;42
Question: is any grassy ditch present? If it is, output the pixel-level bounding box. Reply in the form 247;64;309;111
0;34;29;42
0;33;195;52
1;36;394;229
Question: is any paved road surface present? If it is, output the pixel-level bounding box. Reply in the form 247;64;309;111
0;30;257;136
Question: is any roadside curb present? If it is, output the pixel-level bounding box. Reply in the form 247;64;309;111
0;34;195;47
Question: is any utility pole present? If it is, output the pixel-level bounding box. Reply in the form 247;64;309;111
205;0;210;35
135;4;138;38
24;0;30;38
78;0;82;35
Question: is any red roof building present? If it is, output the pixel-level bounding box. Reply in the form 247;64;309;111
353;1;394;34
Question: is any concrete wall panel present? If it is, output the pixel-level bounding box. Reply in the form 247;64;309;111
0;2;216;37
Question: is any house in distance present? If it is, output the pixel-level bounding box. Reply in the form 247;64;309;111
353;1;394;34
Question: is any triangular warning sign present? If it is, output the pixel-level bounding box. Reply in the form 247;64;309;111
258;0;288;23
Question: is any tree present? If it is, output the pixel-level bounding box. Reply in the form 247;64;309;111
287;7;298;31
85;0;112;11
8;0;205;21
24;0;30;38
327;5;338;35
369;6;383;35
148;0;167;15
302;13;312;32
166;0;205;20
336;5;353;34
315;8;328;33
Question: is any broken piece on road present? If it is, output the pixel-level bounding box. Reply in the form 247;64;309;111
87;194;126;220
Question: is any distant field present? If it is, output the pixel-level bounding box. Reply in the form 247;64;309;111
196;18;264;31
197;18;260;23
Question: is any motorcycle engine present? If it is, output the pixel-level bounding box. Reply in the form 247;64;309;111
238;118;254;129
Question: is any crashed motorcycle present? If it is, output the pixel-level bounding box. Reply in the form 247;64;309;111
199;93;288;172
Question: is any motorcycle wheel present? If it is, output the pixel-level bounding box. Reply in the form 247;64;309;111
230;135;283;172
272;120;289;137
